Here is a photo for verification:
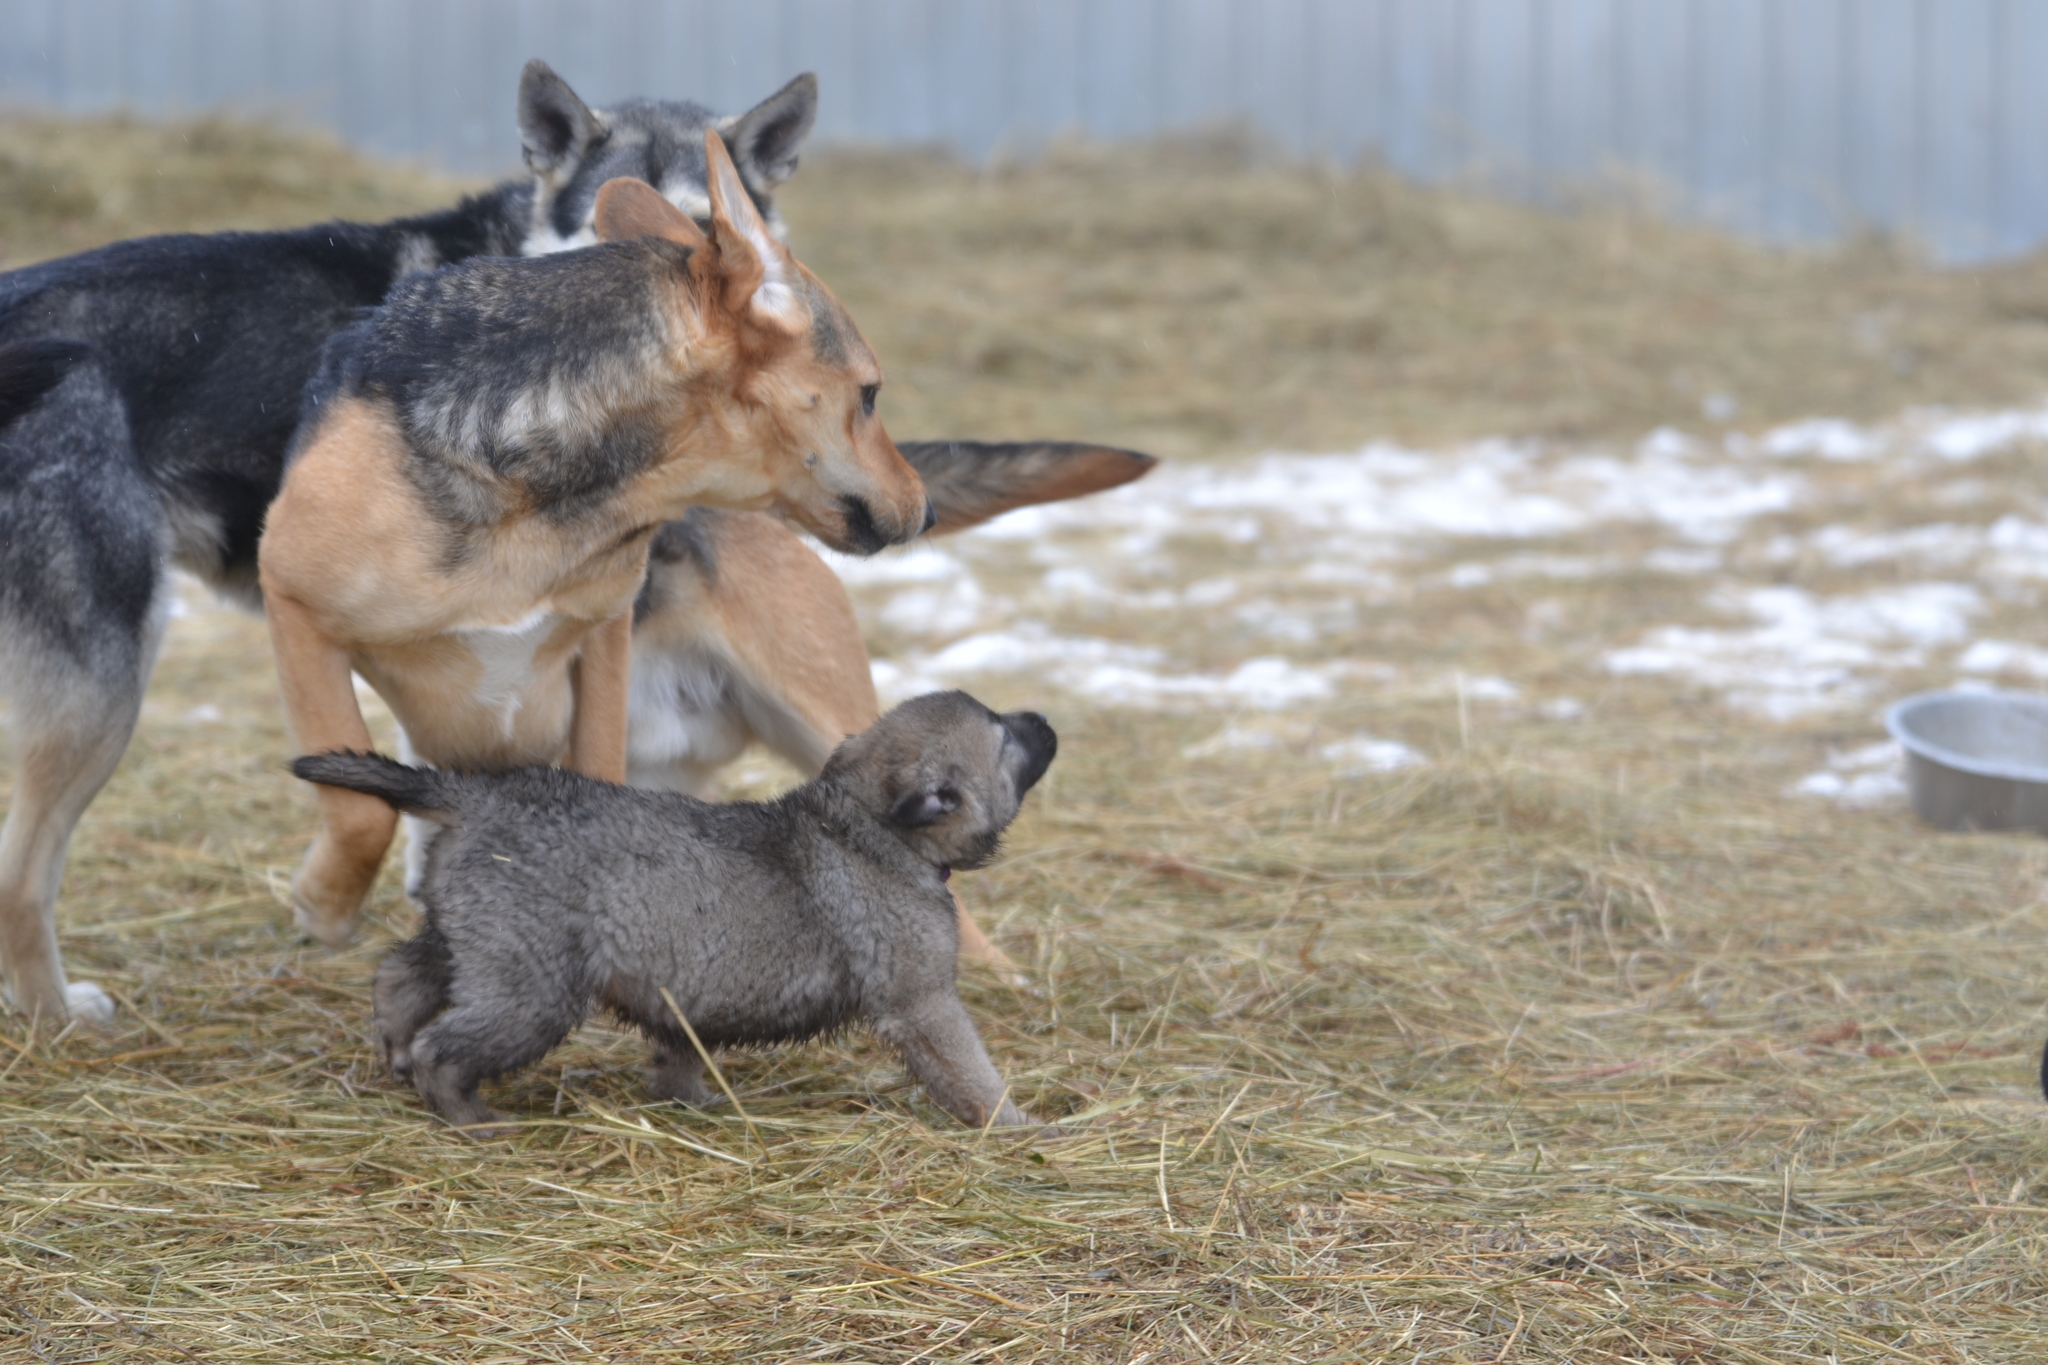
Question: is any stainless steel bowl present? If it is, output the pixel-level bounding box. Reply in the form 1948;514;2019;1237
1885;689;2048;835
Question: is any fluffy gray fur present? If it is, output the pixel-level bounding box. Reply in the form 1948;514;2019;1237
291;690;1056;1135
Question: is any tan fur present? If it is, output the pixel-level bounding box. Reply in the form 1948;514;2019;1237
568;612;634;782
265;132;928;946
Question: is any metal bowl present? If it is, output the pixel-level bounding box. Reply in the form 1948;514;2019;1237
1885;689;2048;835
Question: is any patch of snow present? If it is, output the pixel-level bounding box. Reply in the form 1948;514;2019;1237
1183;577;1240;606
957;432;1797;552
1541;697;1587;721
1807;523;1983;570
1183;725;1285;758
892;625;1354;712
1234;599;1326;643
878;578;986;636
1958;638;2048;681
1447;555;1611;589
1459;675;1522;702
1916;406;2048;462
1605;584;1983;718
1790;740;1906;809
1759;418;1881;462
1642;547;1722;575
1986;517;2048;579
820;545;968;586
1321;734;1429;775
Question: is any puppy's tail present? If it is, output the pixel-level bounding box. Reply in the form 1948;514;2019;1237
291;752;459;825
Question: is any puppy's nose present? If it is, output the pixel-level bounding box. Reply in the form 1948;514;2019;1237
920;498;938;536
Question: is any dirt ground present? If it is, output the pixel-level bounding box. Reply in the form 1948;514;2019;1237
5;114;2048;1362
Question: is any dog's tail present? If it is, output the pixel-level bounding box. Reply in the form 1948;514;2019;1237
896;440;1156;535
0;339;92;435
290;752;459;825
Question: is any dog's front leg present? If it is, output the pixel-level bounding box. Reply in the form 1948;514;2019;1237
569;611;633;783
266;591;396;946
873;995;1042;1132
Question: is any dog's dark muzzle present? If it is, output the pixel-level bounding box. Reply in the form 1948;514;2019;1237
1003;710;1057;796
834;494;931;555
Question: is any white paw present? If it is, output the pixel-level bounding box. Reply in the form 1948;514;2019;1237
64;981;116;1023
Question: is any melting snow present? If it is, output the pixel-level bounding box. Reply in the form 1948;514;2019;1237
827;407;2048;732
1958;639;2048;681
1605;584;1983;719
1321;734;1430;775
1791;741;1907;809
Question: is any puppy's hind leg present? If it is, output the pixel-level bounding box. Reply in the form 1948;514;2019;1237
404;968;585;1135
373;925;453;1078
872;994;1043;1132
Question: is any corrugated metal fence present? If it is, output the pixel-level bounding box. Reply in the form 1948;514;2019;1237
0;0;2041;261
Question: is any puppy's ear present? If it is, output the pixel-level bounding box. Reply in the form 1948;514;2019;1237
892;786;960;828
594;178;710;248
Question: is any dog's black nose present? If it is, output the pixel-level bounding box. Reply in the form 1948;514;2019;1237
1003;711;1057;795
920;498;938;535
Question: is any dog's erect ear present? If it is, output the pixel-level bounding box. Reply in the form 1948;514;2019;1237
892;786;961;828
703;130;804;330
720;73;818;192
594;178;710;249
518;60;605;180
896;441;1159;534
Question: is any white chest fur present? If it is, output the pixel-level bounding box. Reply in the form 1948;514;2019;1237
452;608;565;737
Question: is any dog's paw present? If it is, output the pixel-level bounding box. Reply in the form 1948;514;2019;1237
289;841;377;948
64;981;116;1024
290;892;360;950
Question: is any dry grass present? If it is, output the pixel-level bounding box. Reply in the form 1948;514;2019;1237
788;135;2048;454
5;113;2048;1361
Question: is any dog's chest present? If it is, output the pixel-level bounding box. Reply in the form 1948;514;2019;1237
451;607;569;732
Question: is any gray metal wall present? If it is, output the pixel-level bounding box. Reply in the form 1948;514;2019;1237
0;0;2039;261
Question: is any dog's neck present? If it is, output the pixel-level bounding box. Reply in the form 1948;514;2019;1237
383;181;536;276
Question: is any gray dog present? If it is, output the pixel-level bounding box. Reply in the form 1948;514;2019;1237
291;690;1055;1134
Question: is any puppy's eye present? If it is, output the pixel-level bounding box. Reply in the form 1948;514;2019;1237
859;384;879;417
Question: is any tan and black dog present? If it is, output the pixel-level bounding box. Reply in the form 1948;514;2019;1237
260;131;928;949
293;690;1056;1135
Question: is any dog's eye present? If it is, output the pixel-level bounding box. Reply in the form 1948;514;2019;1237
859;384;879;417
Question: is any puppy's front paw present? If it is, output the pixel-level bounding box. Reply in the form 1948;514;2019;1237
985;1099;1038;1130
447;1113;518;1140
64;981;116;1024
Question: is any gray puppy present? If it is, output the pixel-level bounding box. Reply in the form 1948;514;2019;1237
291;690;1056;1134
